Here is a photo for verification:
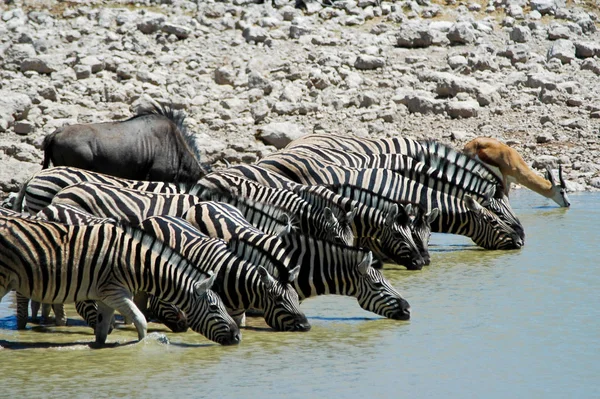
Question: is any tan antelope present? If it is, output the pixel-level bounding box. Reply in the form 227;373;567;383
463;137;570;207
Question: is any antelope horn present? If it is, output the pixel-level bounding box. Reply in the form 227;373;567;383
558;165;567;188
545;166;556;187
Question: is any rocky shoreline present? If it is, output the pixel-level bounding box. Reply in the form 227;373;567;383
1;0;599;201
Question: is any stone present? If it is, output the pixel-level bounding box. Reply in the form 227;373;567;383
501;44;530;64
39;86;58;101
532;155;559;169
0;90;31;128
507;4;524;19
214;66;236;86
393;90;446;115
289;24;312;39
396;24;434;48
14;121;34;135
354;55;385;70
547;39;576;64
256;122;306;149
447;22;476;45
448;55;468;69
75;64;92;79
548;24;571;40
243;26;268;43
530;0;565;15
79;56;104;73
575;42;600;59
161;23;191;39
510;25;531;43
446;100;479;118
137;13;165;34
20;57;58;74
535;132;553;143
581;59;600;75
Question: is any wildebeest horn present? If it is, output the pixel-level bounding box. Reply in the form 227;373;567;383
558;165;567;188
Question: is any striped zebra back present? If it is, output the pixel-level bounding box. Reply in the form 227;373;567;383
224;164;299;190
18;166;192;215
285;133;422;154
37;203;117;225
228;230;412;320
51;182;201;225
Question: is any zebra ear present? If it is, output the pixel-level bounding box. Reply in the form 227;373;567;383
426;208;440;224
385;204;399;226
345;207;358;222
405;203;413;216
357;252;373;275
278;221;292;237
464;195;483;215
257;266;276;289
288;265;301;283
194;271;216;296
323;207;339;224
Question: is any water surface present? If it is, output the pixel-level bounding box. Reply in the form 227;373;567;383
1;190;598;398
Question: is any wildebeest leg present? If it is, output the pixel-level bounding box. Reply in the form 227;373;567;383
95;301;116;346
16;292;30;329
53;304;67;326
102;294;147;342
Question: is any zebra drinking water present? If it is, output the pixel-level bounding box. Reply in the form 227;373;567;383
0;214;240;345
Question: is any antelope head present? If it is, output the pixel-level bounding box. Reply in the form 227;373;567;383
545;165;571;208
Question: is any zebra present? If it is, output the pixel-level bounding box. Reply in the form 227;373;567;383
49;181;202;226
282;135;524;241
0;214;240;345
36;203;191;333
256;153;524;250
232;233;411;320
13;166;194;215
0;207;68;328
221;165;430;269
136;215;310;331
181;201;411;319
199;171;356;246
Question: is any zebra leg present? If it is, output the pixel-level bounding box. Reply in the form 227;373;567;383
53;304;67;326
101;295;147;342
76;300;115;334
30;300;41;323
132;292;149;320
95;301;116;346
16;292;29;330
41;303;52;320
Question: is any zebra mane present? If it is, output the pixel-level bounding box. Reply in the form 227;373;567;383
118;222;212;279
327;184;416;226
134;101;202;164
227;236;292;284
279;229;370;260
201;189;296;236
291;185;352;223
416;140;505;198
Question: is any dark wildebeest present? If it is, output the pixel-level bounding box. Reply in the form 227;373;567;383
41;103;208;183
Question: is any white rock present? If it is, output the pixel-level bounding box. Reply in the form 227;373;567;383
256;122;306;149
547;39;576;64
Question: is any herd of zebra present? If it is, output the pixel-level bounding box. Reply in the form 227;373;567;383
0;129;527;347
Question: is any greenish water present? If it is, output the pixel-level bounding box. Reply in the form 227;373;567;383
0;190;598;398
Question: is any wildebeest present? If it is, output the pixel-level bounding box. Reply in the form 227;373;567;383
41;103;208;183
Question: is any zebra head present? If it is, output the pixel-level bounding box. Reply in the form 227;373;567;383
257;265;311;332
464;195;524;250
407;205;439;266
355;252;411;320
187;272;242;345
480;185;526;245
147;295;189;333
378;203;427;270
323;206;357;246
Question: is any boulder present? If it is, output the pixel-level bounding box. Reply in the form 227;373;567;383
256;122;307;149
547;39;576;64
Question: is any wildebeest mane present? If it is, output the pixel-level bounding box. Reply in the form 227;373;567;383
134;102;203;164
